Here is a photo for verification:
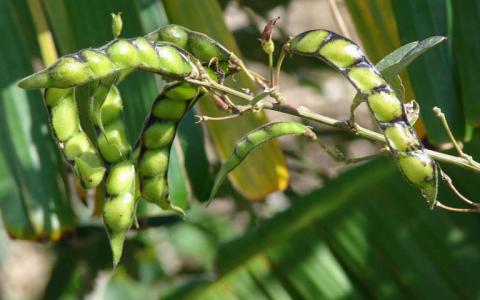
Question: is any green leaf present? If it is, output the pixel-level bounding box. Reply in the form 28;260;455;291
164;157;480;299
391;0;465;143
178;109;214;202
377;36;447;81
449;0;480;137
0;0;74;240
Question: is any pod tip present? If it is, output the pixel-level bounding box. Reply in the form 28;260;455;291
18;71;49;89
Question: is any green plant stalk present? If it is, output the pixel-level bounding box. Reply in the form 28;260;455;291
186;79;480;174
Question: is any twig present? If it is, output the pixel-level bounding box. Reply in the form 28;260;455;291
185;78;480;175
327;0;351;37
433;106;473;163
434;201;480;213
440;169;480;207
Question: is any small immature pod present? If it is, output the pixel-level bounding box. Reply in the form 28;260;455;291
288;29;438;203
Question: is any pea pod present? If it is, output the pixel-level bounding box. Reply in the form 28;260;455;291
136;82;202;212
44;88;106;189
287;30;438;203
209;122;316;202
85;77;137;266
18;39;198;89
146;24;236;65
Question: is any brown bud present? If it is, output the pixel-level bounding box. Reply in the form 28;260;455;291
261;16;280;42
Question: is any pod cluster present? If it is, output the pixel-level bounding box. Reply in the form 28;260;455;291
137;82;201;210
44;88;106;188
288;29;438;202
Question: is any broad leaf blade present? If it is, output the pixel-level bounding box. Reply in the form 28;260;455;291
0;0;75;240
450;0;480;137
391;0;465;143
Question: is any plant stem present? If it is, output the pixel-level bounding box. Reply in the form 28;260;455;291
186;78;480;175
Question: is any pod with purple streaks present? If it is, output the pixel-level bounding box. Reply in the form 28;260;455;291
44;88;105;189
288;29;438;203
209;122;316;203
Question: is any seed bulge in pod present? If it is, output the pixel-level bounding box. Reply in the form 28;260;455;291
156;25;189;49
133;37;162;69
75;152;106;189
98;87;122;126
154;45;192;76
397;152;435;189
45;88;70;107
82;50;116;78
367;92;403;123
107;40;141;68
142;176;167;204
51;57;94;88
152;98;187;120
98;120;130;163
290;30;328;53
143;122;176;149
188;34;229;62
139;148;169;177
106;161;135;196
51;94;79;141
64;132;91;160
164;83;197;100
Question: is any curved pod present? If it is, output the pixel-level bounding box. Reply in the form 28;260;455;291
288;30;437;202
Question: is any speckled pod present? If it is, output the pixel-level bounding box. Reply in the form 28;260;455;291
44;88;106;189
288;30;438;202
18;39;197;89
137;82;201;210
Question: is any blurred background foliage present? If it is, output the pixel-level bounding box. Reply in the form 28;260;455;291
1;0;480;299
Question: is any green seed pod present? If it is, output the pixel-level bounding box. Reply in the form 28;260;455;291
18;40;196;89
209;122;315;202
103;191;136;266
143;122;176;149
136;82;202;211
98;120;130;163
288;29;438;203
138;149;169;177
147;24;231;63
